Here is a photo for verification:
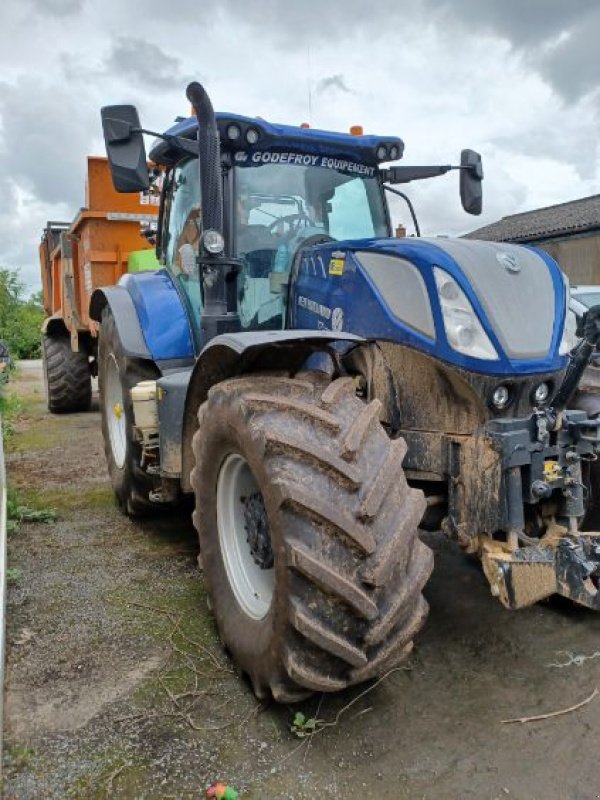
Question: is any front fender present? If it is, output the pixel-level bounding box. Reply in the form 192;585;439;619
179;330;364;491
90;270;195;365
89;285;151;359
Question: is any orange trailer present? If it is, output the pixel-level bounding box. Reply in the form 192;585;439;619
39;156;159;412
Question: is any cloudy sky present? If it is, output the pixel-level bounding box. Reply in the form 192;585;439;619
1;0;599;292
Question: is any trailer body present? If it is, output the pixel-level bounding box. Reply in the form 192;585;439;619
39;156;159;411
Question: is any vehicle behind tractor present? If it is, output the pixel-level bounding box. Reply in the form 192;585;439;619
39;156;160;413
90;81;600;702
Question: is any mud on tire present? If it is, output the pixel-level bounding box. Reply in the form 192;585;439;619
42;333;91;414
191;373;433;702
98;307;158;516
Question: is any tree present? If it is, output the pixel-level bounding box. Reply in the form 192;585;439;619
0;268;45;360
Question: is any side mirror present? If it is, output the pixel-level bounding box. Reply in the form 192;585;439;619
101;105;149;193
460;149;483;215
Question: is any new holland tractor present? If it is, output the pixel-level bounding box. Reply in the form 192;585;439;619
92;82;600;702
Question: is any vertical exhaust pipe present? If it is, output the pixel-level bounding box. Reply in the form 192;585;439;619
186;82;223;238
186;81;239;342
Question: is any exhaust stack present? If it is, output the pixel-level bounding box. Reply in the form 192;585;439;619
186;82;223;238
186;81;239;342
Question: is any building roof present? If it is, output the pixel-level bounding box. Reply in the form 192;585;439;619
465;194;600;243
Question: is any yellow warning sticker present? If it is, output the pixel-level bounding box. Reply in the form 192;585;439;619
543;460;560;482
329;257;345;276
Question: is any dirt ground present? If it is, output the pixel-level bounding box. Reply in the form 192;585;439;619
3;361;600;799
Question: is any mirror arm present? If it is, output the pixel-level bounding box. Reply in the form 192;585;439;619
384;185;421;237
132;128;198;156
381;165;453;184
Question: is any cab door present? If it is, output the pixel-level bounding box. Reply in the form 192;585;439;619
160;157;203;346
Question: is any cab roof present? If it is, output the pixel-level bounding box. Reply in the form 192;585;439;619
149;113;404;168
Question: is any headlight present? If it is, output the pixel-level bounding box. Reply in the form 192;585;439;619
434;268;498;360
389;145;400;161
376;145;388;161
202;229;225;255
226;124;241;141
246;127;260;145
533;382;550;405
491;384;510;410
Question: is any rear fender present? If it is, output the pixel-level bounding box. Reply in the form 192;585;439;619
42;315;69;338
180;330;365;491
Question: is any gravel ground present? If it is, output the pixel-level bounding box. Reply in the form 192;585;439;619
3;362;600;799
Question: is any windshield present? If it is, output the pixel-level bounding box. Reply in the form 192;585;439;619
572;291;600;309
234;160;388;331
234;161;387;262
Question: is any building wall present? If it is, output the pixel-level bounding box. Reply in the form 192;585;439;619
533;231;600;285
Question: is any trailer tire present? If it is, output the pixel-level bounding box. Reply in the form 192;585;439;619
42;333;91;414
191;373;432;702
98;307;158;516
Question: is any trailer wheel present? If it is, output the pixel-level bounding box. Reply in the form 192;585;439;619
98;307;158;516
42;333;91;414
191;373;433;702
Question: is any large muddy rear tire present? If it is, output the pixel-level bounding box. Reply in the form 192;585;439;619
42;333;91;414
191;373;433;702
98;307;158;516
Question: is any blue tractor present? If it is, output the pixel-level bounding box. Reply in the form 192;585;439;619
93;82;600;702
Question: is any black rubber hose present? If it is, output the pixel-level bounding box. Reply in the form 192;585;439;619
553;340;594;413
553;306;600;413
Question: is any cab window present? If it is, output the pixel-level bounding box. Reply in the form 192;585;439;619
163;158;203;342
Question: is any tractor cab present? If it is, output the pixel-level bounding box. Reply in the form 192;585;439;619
100;97;481;352
147;114;399;343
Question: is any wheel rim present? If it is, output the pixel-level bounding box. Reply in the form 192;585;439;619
105;353;127;469
216;453;275;620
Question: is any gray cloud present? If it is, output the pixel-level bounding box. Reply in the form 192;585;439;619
316;74;353;95
424;0;596;47
491;121;600;182
535;8;600;102
132;0;600;104
431;0;600;104
105;37;192;91
0;76;94;208
29;0;84;16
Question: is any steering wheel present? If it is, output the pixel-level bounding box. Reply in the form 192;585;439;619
268;213;313;239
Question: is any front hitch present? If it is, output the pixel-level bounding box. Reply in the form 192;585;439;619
482;535;600;610
478;306;600;611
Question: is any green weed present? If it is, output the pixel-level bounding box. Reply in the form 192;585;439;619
5;742;35;773
6;567;22;584
6;488;56;534
290;711;323;738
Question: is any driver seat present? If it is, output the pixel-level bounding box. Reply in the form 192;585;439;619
238;225;277;277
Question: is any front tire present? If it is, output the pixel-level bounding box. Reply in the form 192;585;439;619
191;373;433;702
98;307;158;516
42;333;91;413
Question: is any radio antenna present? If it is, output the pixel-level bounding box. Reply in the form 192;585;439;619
307;46;313;123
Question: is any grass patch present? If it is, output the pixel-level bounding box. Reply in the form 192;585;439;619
4;742;35;773
8;419;64;452
0;389;22;442
111;577;215;647
109;577;247;729
66;751;149;799
11;484;114;515
6;567;21;585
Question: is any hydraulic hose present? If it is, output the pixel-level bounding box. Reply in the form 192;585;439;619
553;305;600;414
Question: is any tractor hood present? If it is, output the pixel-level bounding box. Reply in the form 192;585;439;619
289;236;569;377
